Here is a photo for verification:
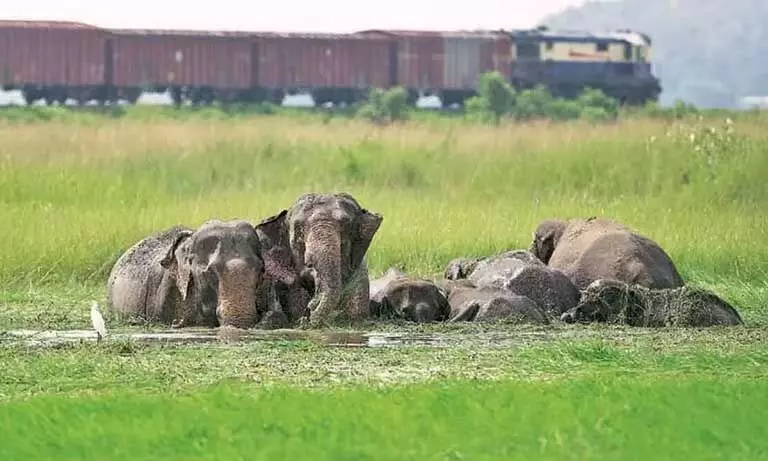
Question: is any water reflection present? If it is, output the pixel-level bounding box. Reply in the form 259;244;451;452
0;327;445;349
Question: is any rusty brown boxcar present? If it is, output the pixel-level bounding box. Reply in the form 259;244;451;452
109;28;255;104
0;20;108;104
355;29;511;106
255;32;393;105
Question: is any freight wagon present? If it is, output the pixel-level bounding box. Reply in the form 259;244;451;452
0;20;662;107
0;20;109;105
254;32;393;106
108;28;255;105
354;30;512;107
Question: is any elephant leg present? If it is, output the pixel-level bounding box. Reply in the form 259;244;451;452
286;284;312;326
342;264;372;325
258;309;290;329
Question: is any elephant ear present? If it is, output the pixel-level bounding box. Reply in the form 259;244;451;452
254;210;288;248
351;209;383;271
160;230;194;300
254;210;297;286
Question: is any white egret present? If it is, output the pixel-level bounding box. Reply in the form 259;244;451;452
90;301;107;342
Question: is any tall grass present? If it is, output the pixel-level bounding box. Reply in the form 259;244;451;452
2;113;766;298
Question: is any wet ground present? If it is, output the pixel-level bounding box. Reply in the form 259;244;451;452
0;327;448;349
2;322;764;351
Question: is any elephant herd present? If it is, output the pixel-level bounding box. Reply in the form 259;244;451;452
106;192;744;331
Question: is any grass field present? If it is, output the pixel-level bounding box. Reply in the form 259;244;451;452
1;108;767;458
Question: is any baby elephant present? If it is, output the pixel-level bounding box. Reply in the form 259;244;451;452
445;250;580;317
370;269;451;323
444;280;550;324
560;279;743;327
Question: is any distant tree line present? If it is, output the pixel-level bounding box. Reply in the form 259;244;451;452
357;71;707;125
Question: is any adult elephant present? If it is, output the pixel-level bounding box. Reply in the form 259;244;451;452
255;192;383;328
529;217;684;291
106;220;284;330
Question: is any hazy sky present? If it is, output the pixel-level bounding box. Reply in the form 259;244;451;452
4;0;589;32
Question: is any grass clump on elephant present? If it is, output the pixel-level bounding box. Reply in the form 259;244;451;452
443;280;549;324
529;217;684;291
444;250;580;317
369;269;451;323
106;220;286;330
560;279;743;327
256;192;383;328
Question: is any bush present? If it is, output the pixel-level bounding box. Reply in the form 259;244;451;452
464;71;516;124
511;84;555;120
577;87;619;120
358;87;409;124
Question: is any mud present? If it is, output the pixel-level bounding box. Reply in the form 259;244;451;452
0;327;446;349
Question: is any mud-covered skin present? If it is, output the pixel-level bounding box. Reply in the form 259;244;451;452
443;250;544;281
529;217;685;291
107;225;196;326
369;267;407;301
443;279;549;324
561;279;743;327
255;192;383;328
107;220;281;330
443;250;579;317
370;273;451;323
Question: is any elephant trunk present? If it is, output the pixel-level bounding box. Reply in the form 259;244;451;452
215;257;260;329
305;222;342;326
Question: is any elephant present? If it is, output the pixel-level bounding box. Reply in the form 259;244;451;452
444;250;545;281
255;192;383;328
369;272;451;323
443;280;549;324
106;220;285;330
560;279;743;327
444;250;580;317
369;267;407;301
529;217;685;291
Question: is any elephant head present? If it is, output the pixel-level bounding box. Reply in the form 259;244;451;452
560;279;644;324
443;257;481;280
159;219;267;329
255;193;383;327
529;219;568;264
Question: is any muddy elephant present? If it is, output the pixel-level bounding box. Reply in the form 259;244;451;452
106;220;284;330
444;250;580;317
560;279;743;327
529;217;685;291
443;280;549;324
369;267;407;301
369;270;451;323
444;250;544;281
255;192;383;328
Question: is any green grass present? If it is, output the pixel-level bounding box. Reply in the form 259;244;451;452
1;112;767;458
2;327;768;459
2;377;767;460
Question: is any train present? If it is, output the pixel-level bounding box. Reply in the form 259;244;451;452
0;20;662;108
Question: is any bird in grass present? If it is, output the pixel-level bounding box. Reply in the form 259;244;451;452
90;301;107;342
